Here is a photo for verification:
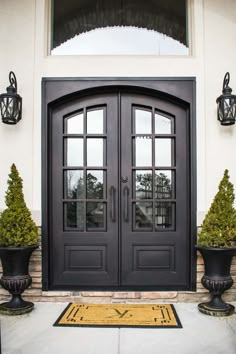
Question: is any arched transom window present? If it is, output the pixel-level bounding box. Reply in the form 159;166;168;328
51;0;189;55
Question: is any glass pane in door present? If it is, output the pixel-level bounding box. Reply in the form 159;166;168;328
87;138;105;166
134;137;152;166
155;113;173;134
87;109;104;134
155;138;173;166
134;202;153;230
154;202;175;230
65;170;84;199
64;202;84;230
134;170;152;199
134;109;152;134
155;170;174;199
66;112;84;134
87;170;105;199
66;138;84;166
86;202;106;229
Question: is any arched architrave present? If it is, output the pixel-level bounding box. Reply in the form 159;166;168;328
42;78;196;291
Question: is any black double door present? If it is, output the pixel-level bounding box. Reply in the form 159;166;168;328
50;91;190;289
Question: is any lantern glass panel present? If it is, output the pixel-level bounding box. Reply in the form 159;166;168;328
224;99;230;115
7;98;14;117
218;105;223;121
0;95;21;124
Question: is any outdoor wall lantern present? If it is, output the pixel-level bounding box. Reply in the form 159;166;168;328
0;71;22;125
216;72;236;126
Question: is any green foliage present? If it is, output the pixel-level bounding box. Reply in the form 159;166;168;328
198;169;236;248
0;164;38;247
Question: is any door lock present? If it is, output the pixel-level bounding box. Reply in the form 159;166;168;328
121;176;128;183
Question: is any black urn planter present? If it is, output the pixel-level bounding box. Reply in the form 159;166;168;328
196;246;236;317
0;245;37;315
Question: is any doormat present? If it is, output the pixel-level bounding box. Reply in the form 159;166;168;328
54;303;182;328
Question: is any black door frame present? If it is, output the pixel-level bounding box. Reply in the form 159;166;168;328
42;77;196;291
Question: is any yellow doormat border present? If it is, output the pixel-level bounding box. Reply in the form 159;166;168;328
54;303;182;328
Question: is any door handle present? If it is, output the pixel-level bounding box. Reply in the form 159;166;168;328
109;186;116;222
123;186;129;222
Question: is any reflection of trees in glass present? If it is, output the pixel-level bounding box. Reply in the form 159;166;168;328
136;171;172;200
67;171;84;199
86;173;104;228
66;171;84;229
66;171;103;199
136;172;152;199
87;172;103;199
66;202;76;228
155;172;172;199
66;171;104;229
135;171;173;228
66;202;84;229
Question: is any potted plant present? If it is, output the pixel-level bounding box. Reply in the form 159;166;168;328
196;169;236;316
0;164;38;315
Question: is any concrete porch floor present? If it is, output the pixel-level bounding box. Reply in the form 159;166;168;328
1;302;236;354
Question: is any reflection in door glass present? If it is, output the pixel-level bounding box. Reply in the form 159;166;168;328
134;109;152;134
87;109;104;134
135;170;152;199
64;202;84;230
66;138;83;166
134;202;153;229
87;138;104;166
134;137;152;166
65;170;84;199
155;138;172;166
86;202;105;229
87;170;104;199
155;170;173;199
66;113;83;134
155;113;172;134
155;202;174;229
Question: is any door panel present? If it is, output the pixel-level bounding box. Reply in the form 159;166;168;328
120;94;189;286
51;94;119;286
49;90;190;289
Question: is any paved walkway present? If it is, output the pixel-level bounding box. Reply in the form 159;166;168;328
1;302;236;354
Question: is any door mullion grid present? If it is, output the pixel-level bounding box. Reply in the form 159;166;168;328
118;92;121;286
152;107;155;232
83;108;87;232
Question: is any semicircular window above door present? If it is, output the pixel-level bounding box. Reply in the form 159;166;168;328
51;0;189;55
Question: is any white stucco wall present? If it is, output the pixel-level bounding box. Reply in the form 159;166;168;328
0;0;236;225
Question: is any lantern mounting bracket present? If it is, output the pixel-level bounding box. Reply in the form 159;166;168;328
8;71;17;93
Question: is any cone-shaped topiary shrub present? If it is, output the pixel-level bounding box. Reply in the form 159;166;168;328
0;164;38;246
198;169;236;248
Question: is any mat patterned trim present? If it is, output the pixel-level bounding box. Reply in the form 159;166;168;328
54;303;182;328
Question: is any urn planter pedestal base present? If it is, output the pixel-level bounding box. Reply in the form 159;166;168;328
196;246;236;317
0;297;34;316
0;246;37;315
198;302;235;317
